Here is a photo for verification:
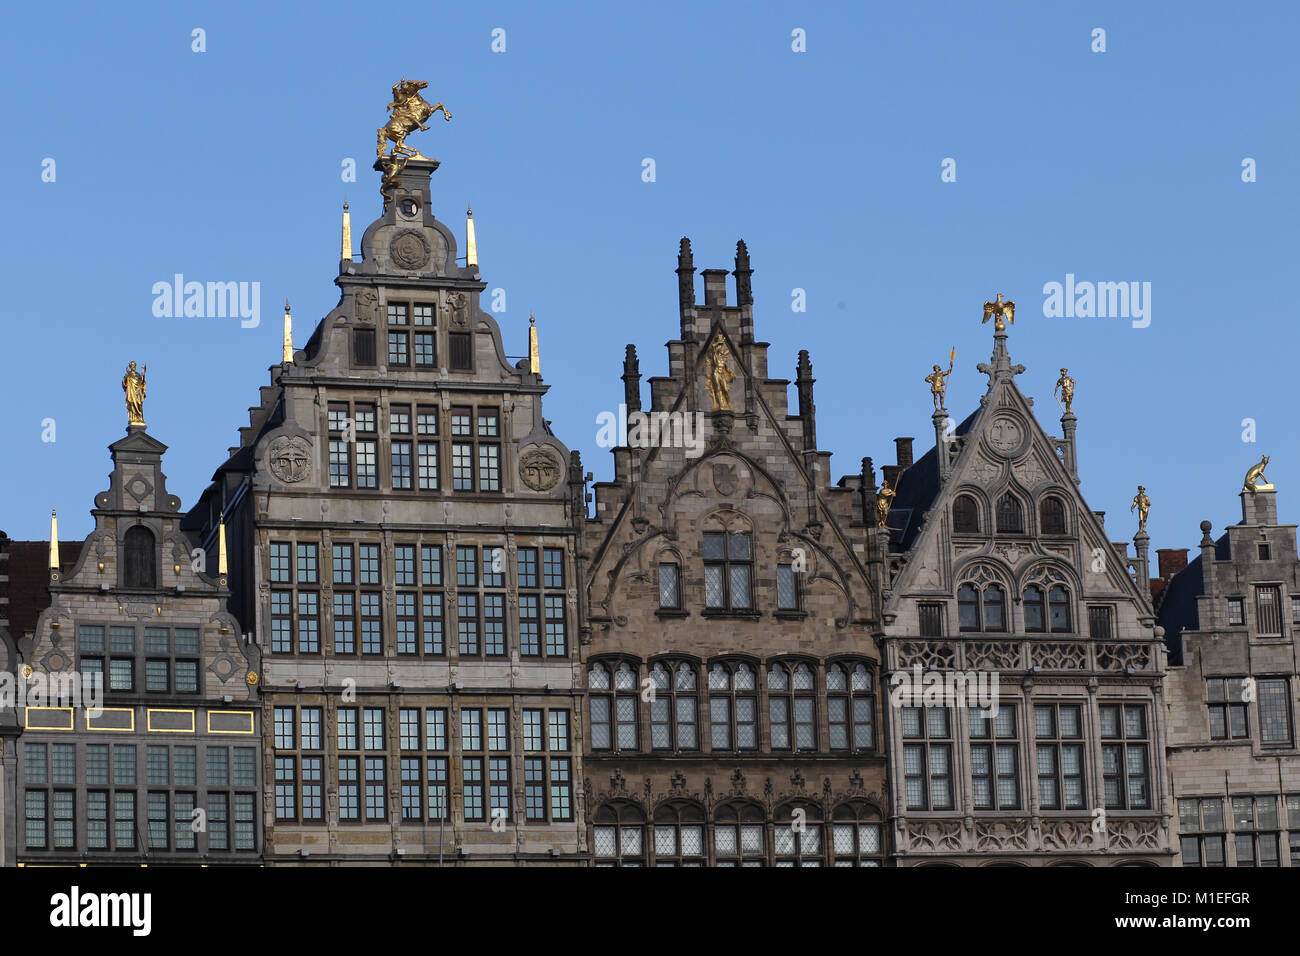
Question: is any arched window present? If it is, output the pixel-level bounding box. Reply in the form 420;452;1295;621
589;662;639;751
1040;496;1067;535
708;662;758;750
827;663;874;751
1048;585;1072;632
831;802;884;866
996;494;1024;534
775;802;825;866
123;526;156;588
1023;585;1047;632
714;802;765;866
649;660;698;750
959;583;1006;632
953;494;980;533
767;663;816;750
592;802;645;867
652;802;707;866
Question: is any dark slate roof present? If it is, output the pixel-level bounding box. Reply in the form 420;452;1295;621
1155;534;1226;666
885;408;979;551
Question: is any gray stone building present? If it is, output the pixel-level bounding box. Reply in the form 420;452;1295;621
1157;483;1300;866
14;417;260;866
579;240;887;866
187;157;585;864
878;323;1172;865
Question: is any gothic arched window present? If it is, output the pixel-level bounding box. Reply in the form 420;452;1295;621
996;494;1024;534
1040;496;1067;535
123;525;156;589
1023;585;1047;632
953;494;980;533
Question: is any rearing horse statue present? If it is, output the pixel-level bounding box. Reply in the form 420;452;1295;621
377;79;451;160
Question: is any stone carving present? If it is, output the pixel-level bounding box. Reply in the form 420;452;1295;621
1106;818;1161;850
267;435;312;484
1040;819;1096;851
519;447;563;491
974;819;1030;851
389;228;431;271
969;455;1002;484
443;291;470;328
896;641;957;669
987;416;1025;456
906;820;964;852
354;290;378;323
1096;643;1152;672
1032;642;1088;670
712;463;739;497
1014;453;1047;487
967;642;1022;671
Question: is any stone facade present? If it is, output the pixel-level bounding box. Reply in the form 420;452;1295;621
1158;488;1300;866
186;158;585;864
578;240;887;866
15;425;261;865
879;328;1172;866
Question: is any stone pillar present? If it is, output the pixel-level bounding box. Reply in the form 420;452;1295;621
1240;488;1278;526
1059;412;1078;482
1133;531;1151;607
933;409;951;482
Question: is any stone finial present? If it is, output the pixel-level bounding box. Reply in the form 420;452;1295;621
734;239;753;307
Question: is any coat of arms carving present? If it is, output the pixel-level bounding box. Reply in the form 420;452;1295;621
519;447;563;491
267;435;312;483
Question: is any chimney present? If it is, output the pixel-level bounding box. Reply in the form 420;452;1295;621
895;437;914;471
702;269;729;307
1156;548;1189;580
882;464;900;489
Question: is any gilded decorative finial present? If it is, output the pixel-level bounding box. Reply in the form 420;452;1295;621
341;200;352;261
49;507;59;570
122;361;147;428
282;300;294;365
1054;368;1076;414
981;293;1016;332
704;338;736;411
528;311;540;374
466;205;478;267
218;513;228;578
924;347;956;411
1244;455;1273;495
1130;484;1151;533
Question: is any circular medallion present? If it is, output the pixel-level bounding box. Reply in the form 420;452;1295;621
267;435;312;483
519;447;563;491
389;229;431;271
984;413;1030;459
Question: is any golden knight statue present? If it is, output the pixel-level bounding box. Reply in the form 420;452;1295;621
876;479;897;529
924;348;955;411
705;338;736;411
1054;368;1076;414
377;79;451;199
1130;484;1150;533
122;361;146;427
982;293;1015;332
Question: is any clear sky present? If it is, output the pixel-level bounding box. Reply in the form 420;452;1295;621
3;0;1296;556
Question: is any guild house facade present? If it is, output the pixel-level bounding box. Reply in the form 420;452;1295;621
578;241;888;866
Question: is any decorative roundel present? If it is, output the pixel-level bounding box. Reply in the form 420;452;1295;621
983;412;1031;460
389;229;431;271
245;671;259;686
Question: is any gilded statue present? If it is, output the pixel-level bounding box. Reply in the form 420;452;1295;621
1054;368;1076;413
982;293;1015;332
377;79;451;160
924;347;956;410
705;338;736;411
1130;484;1150;533
122;361;146;427
876;479;896;529
1243;455;1272;495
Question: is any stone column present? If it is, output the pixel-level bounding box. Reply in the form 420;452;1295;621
1133;531;1151;608
933;409;951;481
1059;412;1078;482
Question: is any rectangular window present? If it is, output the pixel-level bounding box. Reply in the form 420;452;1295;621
902;707;954;811
356;440;378;489
970;705;1020;811
918;603;944;637
463;758;484;821
1256;585;1282;636
387;331;409;367
417;441;439;490
332;544;354;584
296;543;318;583
1207;677;1250;741
361;593;382;654
1178;797;1226;867
1087;605;1114;640
391;441;412;489
1258;678;1292;746
1100;704;1151;810
297;592;319;653
777;564;800;611
365;758;386;821
333;592;355;654
363;708;386;750
414;332;436;367
452;442;474;491
329;440;350;488
487;709;509;751
359;544;380;584
270;542;291;583
703;531;752;610
1228;598;1245;626
449;331;473;371
1034;704;1085;810
339;757;359;821
1232;796;1280;867
657;563;680;610
274;706;295;749
462;708;483;752
337;708;359;750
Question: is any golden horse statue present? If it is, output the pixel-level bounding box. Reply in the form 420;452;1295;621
377;79;451;160
1243;455;1271;495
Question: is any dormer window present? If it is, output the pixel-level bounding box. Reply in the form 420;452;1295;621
123;526;156;589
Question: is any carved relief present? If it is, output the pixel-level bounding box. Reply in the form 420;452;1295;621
1032;642;1088;670
1096;643;1152;672
896;642;957;669
354;289;378;323
986;416;1025;457
519;446;563;492
266;435;312;484
1106;818;1161;850
966;642;1021;671
389;229;432;271
906;820;964;852
974;819;1031;851
1040;819;1098;851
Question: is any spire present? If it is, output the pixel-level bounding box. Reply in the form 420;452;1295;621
466;205;478;267
341;200;352;261
733;239;753;307
976;293;1024;388
282;300;294;365
676;237;697;342
796;350;817;450
622;344;642;412
528;312;540;374
48;508;59;570
218;513;228;578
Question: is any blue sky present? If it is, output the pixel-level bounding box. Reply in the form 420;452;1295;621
3;0;1296;556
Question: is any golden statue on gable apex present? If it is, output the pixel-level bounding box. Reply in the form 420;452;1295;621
122;361;146;427
982;293;1015;332
705;338;736;411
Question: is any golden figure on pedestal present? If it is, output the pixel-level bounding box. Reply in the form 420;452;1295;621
377;79;451;160
1131;484;1150;533
925;348;956;410
705;338;736;411
122;361;147;427
1054;368;1076;413
876;479;896;529
1243;455;1273;494
982;293;1015;332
